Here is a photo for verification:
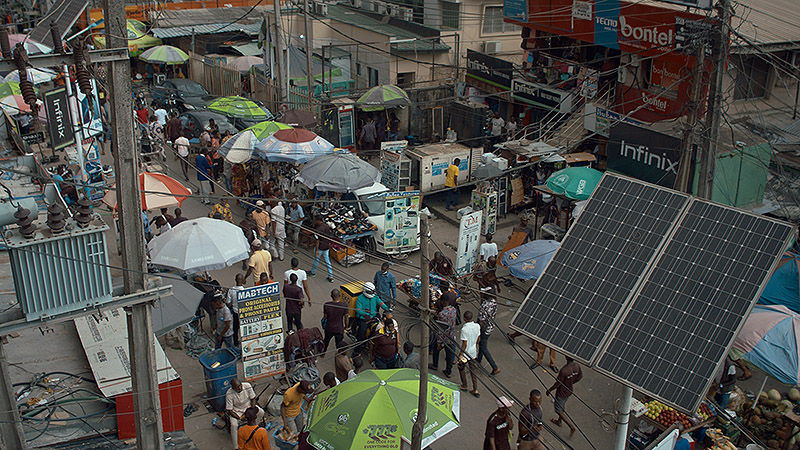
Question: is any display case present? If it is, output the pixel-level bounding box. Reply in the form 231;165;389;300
471;188;497;235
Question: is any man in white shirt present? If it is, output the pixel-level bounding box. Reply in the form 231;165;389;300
479;233;498;262
284;257;311;304
270;200;286;261
458;311;481;397
490;114;505;137
227;273;245;346
225;378;264;450
154;105;168;126
174;132;190;181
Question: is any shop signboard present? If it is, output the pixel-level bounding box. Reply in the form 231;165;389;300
595;0;620;49
579;68;599;99
456;211;482;276
383;191;420;253
583;103;644;136
504;0;527;22
466;49;514;91
606;123;680;187
512;78;573;113
43;87;75;151
238;282;286;381
572;1;592;20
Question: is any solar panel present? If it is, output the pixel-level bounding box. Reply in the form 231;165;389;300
596;200;794;413
29;0;89;48
509;175;690;362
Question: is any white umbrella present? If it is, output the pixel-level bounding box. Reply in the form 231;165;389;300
147;217;250;273
218;130;258;163
3;68;58;85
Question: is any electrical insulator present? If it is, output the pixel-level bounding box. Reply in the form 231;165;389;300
12;44;28;72
49;22;63;54
0;27;10;60
72;40;93;97
14;206;36;239
19;79;36;108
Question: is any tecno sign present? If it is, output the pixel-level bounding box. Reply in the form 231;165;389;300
619;15;674;47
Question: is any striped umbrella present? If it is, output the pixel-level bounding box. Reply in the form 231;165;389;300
3;68;58;85
255;128;334;164
227;56;262;73
0;95;33;115
356;84;410;111
732;304;800;385
7;34;52;55
218;130;258;164
243;120;292;140
102;172;191;211
139;45;189;65
208;96;270;120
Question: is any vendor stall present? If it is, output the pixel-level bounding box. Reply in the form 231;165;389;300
312;200;377;267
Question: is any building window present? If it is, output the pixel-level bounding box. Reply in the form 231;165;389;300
482;5;515;34
368;67;379;87
356;63;362;76
441;1;460;29
733;55;771;100
397;72;415;88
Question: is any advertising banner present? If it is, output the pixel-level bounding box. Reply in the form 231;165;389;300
383;191;420;253
606;123;681;187
238;282;286;381
43;87;75;151
504;0;527;22
512;78;574;113
456;211;482;276
594;0;620;49
466;50;514;91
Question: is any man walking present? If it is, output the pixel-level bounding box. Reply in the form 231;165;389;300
174;132;190;180
237;407;270;450
284;273;306;331
245;240;273;285
322;289;348;354
431;298;456;378
281;381;315;437
310;216;334;283
373;262;397;308
480;233;498;261
402;341;419;369
445;158;460;210
360;116;376;152
459;310;481;397
287;200;305;254
196;148;213;204
209;197;233;222
518;390;545;450
226;274;246;347
477;287;500;375
252;200;271;249
270;200;286;261
284;258;312;305
212;295;234;349
546;356;582;436
484;396;514;450
226;378;264;450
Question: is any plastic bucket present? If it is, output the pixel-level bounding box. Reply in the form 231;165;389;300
198;348;238;412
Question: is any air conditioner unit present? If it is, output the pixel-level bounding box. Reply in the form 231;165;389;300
484;41;501;54
399;7;413;21
387;3;399;16
374;0;387;15
314;2;328;15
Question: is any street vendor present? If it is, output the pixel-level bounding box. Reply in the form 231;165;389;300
352;282;389;356
429;251;454;277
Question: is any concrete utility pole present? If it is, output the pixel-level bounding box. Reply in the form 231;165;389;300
410;215;430;450
102;1;164;449
676;48;706;194
698;0;730;200
302;0;314;103
273;0;287;103
0;337;27;450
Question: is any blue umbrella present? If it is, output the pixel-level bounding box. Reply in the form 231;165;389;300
732;304;800;385
500;240;560;280
759;252;800;313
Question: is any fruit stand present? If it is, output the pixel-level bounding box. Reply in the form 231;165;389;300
640;399;716;434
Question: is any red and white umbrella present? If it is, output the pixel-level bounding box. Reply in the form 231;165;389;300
7;34;52;55
103;172;191;211
254;128;334;164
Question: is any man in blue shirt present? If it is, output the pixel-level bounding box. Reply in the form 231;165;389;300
373;262;397;308
142;211;153;241
287;200;305;254
196;149;212;204
353;282;389;356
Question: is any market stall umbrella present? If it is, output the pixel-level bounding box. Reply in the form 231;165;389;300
3;68;57;84
0;82;25;98
732;304;800;385
227;55;262;73
7;34;52;54
93;20;161;57
500;240;560;278
0;94;35;115
102;172;191;211
244;120;292;140
472;164;503;180
278;109;317;128
356;84;410;111
147;217;250;273
218;130;258;164
306;368;460;449
296;151;380;192
208;96;270;120
139;45;189;65
255;128;334;164
545;166;603;200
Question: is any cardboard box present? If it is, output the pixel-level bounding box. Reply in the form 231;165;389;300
330;246;356;262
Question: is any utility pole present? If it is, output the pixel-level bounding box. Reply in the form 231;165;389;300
102;0;164;449
273;0;287;103
410;215;430;450
676;48;705;194
302;0;314;104
0;337;26;450
612;387;633;450
698;0;730;200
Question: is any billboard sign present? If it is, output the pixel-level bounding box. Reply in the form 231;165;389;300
383;191;421;253
43;87;75;151
606;123;681;187
466;50;514;90
238;282;286;381
456;211;482;276
594;0;620;49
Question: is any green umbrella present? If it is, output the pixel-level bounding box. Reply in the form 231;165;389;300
244;120;292;140
0;82;23;98
208;96;270;120
545;166;604;200
139;45;189;65
306;368;460;449
356;84;410;111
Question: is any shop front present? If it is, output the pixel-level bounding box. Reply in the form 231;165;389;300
511;78;575;126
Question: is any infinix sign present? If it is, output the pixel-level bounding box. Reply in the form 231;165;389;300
607;123;681;188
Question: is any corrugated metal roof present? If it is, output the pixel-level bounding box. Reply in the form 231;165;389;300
326;4;447;52
153;6;268;28
231;42;262;56
152;22;261;39
731;0;800;47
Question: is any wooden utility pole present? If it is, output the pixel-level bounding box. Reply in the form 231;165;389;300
273;0;287;103
410;215;430;450
302;0;314;103
103;0;164;448
676;48;706;194
698;0;730;200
